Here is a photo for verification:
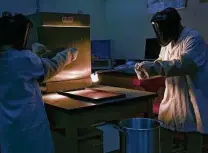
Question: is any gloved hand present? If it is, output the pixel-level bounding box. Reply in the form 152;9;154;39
32;43;47;56
136;61;157;78
70;48;78;61
61;48;78;65
139;61;154;70
135;61;155;79
134;63;148;80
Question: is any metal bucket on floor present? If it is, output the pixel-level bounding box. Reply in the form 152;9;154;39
113;118;162;153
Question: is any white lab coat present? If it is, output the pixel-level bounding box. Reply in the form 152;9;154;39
135;28;208;133
0;49;75;153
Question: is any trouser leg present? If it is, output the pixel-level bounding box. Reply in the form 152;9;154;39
186;132;203;153
160;127;173;153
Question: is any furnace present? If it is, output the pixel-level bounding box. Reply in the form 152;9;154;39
28;12;126;102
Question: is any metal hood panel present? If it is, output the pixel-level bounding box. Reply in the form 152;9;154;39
28;13;92;92
38;27;91;82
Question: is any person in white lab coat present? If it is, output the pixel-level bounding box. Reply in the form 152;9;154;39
0;13;78;153
135;7;208;153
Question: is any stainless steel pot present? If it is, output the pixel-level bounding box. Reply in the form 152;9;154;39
111;118;162;153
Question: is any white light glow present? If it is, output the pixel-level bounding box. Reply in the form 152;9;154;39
91;73;99;83
44;94;66;100
152;22;155;25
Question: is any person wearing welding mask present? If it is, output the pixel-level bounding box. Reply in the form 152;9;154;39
135;7;208;153
0;12;78;153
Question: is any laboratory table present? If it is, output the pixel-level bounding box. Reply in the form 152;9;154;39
43;85;157;153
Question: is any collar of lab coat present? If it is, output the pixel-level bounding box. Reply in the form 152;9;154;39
176;27;189;44
169;27;189;49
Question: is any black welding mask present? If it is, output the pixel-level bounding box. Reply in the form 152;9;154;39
151;8;182;46
0;12;33;50
12;14;33;50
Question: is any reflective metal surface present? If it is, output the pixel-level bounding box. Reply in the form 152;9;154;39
119;118;161;153
37;27;91;82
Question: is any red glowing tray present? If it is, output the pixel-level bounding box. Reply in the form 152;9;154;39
57;88;126;102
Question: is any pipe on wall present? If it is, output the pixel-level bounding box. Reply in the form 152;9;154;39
36;0;40;13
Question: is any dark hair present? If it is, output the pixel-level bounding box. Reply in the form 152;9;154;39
0;12;33;50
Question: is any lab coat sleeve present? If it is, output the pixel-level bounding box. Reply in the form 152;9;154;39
40;50;74;82
146;36;207;77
